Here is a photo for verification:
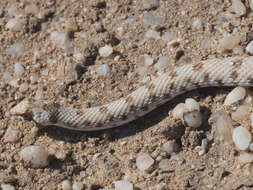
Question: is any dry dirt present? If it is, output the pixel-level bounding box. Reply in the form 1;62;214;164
1;0;253;189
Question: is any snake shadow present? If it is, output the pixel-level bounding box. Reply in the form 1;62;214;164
36;86;236;143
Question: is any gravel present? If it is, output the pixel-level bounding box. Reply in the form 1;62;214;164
114;180;133;190
99;45;113;57
154;56;170;70
136;153;154;171
232;126;252;151
224;87;246;105
6;43;25;55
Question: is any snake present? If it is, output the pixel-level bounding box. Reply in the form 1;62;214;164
29;56;253;131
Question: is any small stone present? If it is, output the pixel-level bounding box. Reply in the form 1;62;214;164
145;29;160;39
238;153;253;163
233;46;244;55
6;43;25;55
144;12;164;27
232;126;252;150
1;184;15;190
231;0;246;16
143;0;160;9
162;140;177;154
199;138;208;155
192;18;203;30
114;181;133;190
211;110;233;143
249;143;253;151
154;56;170;70
50;31;73;54
61;180;72;190
3;128;20;143
185;98;200;112
156;183;166;190
25;4;39;14
3;72;18;87
218;35;240;52
224;87;246;105
72;181;83;190
136;153;154;171
6;18;22;31
158;159;170;169
95;64;110;77
161;32;178;43
250;113;253;127
143;54;154;66
136;66;149;76
173;103;187;119
246;41;253;54
231;104;250;121
183;110;202;128
8;6;19;17
201;39;212;49
250;0;253;10
10;99;30;115
14;63;25;77
99;45;113;57
20;146;49;168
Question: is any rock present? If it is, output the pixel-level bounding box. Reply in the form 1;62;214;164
25;4;39;14
161;32;178;43
136;153;154;171
99;45;113;57
114;181;133;190
143;0;160;9
61;180;72;190
6;43;25;55
218;35;240;52
183;110;202;128
1;184;15;190
158;159;170;169
3;128;20;143
10;99;30;115
192;18;203;30
162;140;177;154
14;63;25;77
145;29;160;39
246;41;253;54
172;103;187;119
201;38;212;49
231;105;250;121
238;153;253;163
224;87;246;105
185;98;200;112
72;181;84;190
144;12;164;27
232;126;251;150
154;56;170;70
95;64;110;77
20;146;49;168
57;61;78;84
6;18;22;31
250;0;253;10
143;54;154;66
2;72;18;87
50;31;73;54
156;183;167;190
231;0;246;16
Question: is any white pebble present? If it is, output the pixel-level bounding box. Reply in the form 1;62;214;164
1;184;15;190
6;18;22;31
143;54;153;66
231;104;250;121
232;126;252;150
114;181;133;190
201;39;212;49
3;127;20;143
145;29;160;39
250;0;253;10
61;180;72;190
154;56;170;70
25;4;39;14
8;6;19;17
192;18;203;30
231;0;246;16
3;72;18;87
246;41;253;54
162;140;177;154
136;153;154;171
156;183;166;190
172;103;187;119
6;43;25;55
185;98;200;112
72;181;83;190
238;153;253;163
20;146;49;168
136;66;149;76
99;45;113;57
10;99;30;115
211;110;233;143
161;32;178;43
14;63;25;77
250;113;253;127
218;35;240;52
158;159;170;169
224;87;246;105
249;143;253;151
50;31;73;54
183;110;202;128
95;64;110;77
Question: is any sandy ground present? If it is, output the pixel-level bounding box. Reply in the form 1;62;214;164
1;0;253;189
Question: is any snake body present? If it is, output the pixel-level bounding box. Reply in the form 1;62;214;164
31;56;253;131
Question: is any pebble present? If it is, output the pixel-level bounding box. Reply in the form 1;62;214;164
72;181;84;190
143;0;160;9
211;110;233;143
199;139;208;156
3;72;18;87
161;32;178;43
246;41;253;54
1;184;15;190
250;0;253;10
114;180;133;190
238;153;253;163
231;0;246;16
6;43;25;55
95;64;110;77
201;39;212;49
145;29;160;39
99;45;113;57
249;143;253;151
185;98;200;112
8;6;19;17
192;18;203;30
143;54;154;66
218;35;240;52
136;66;149;76
3;128;20;143
154;56;170;70
232;126;252;150
50;31;73;54
10;99;30;115
20;146;49;168
25;4;39;14
14;63;25;77
172;103;187;119
136;153;154;171
231;104;250;121
144;12;164;27
156;183;166;190
158;159;170;169
162;140;177;154
224;87;246;105
250;113;253;127
61;180;72;190
6;18;22;31
183;110;202;128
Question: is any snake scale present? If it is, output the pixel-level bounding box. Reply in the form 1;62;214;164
30;56;253;131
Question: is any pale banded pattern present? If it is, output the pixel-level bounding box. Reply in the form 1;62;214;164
31;56;253;131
